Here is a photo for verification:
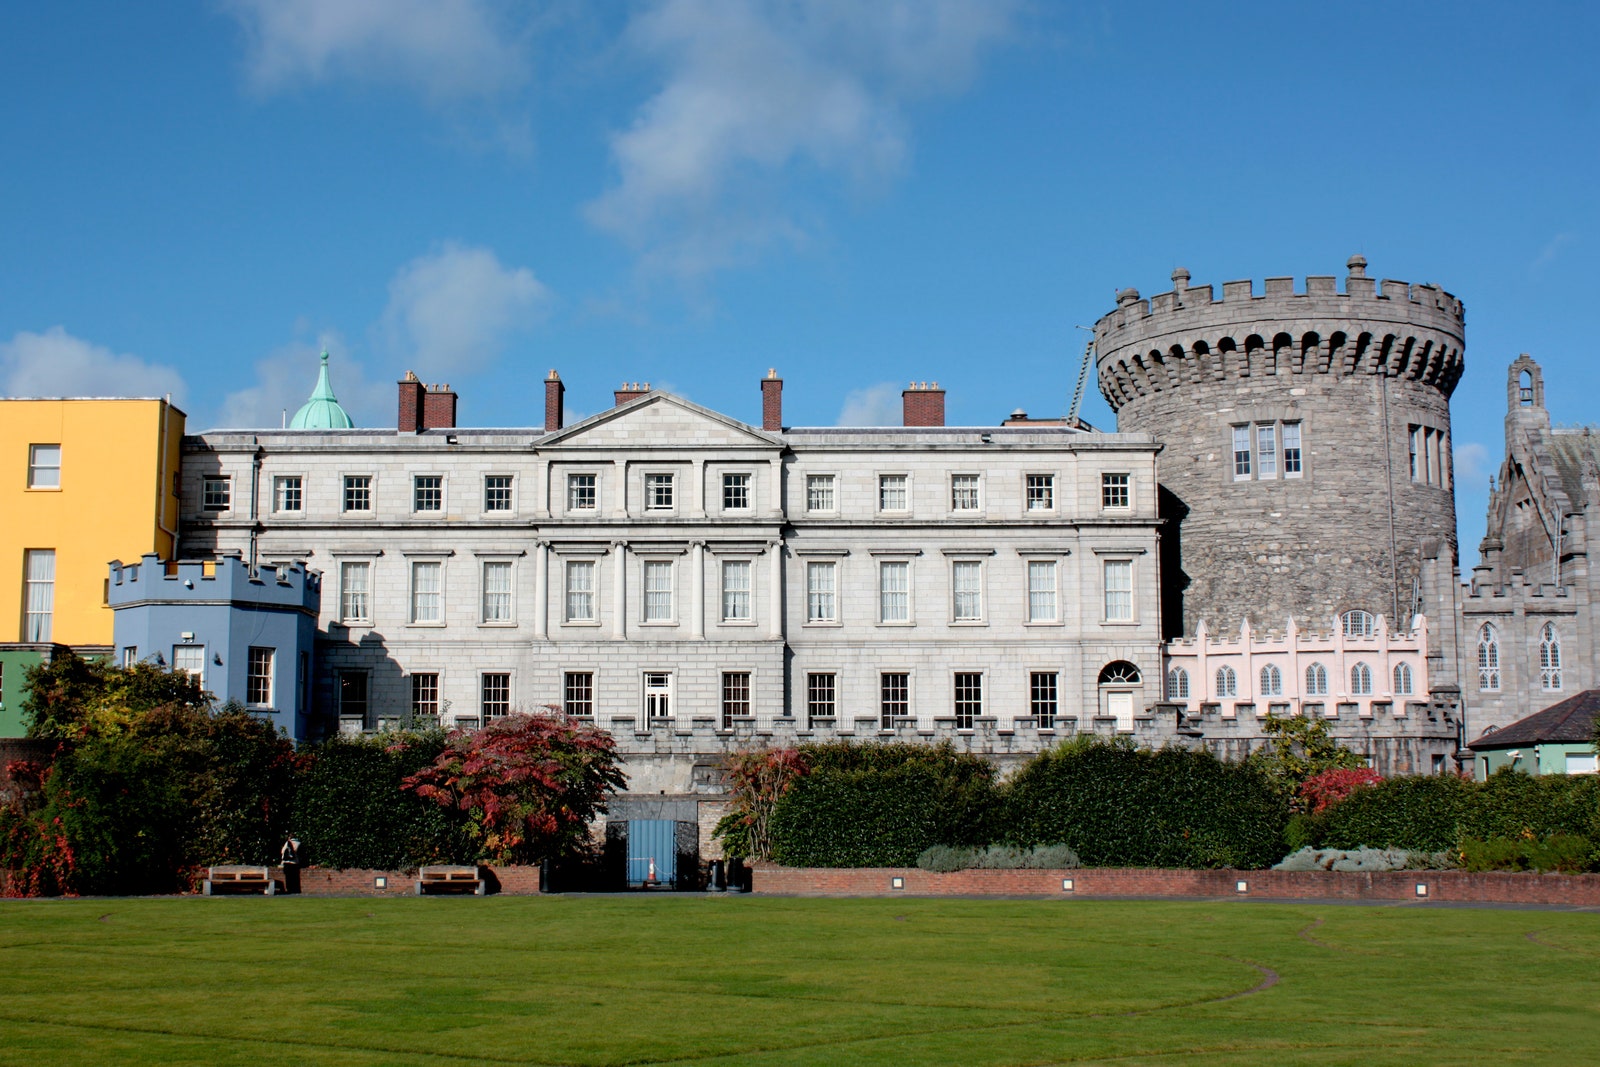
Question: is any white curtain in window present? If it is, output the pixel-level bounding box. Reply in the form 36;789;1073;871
24;549;55;642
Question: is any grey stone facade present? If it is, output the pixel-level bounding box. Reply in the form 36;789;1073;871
1457;355;1600;738
1094;257;1463;642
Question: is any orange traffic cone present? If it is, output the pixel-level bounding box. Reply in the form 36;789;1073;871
647;857;657;883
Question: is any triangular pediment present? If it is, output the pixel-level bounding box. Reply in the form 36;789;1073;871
541;392;782;450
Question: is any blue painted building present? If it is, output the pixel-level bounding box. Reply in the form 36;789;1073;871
108;553;323;740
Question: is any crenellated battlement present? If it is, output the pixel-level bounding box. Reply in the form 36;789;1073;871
1094;257;1465;412
108;552;321;613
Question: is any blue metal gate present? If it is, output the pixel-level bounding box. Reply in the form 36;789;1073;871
626;819;677;886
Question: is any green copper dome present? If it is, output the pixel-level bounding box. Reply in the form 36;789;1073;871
289;350;355;429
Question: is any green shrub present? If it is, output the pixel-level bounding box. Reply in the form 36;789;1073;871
1003;738;1287;869
769;743;999;868
915;843;1081;872
293;731;470;870
1459;833;1596;874
1272;846;1454;873
917;845;977;872
1313;774;1473;852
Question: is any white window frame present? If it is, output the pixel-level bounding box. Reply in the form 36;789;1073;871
246;647;274;707
567;472;598;512
1102;558;1134;622
879;560;911;624
22;548;55;642
721;559;752;622
1282;422;1303;478
1215;665;1238;698
721;671;751;728
483;474;515;514
805;473;836;513
27;444;61;489
953;671;983;729
1341;610;1376;638
1026;559;1058;624
273;474;304;514
1256;423;1278;478
1540;622;1562;691
1166;667;1189;700
806;561;837;624
409;560;444;625
202;475;232;512
481;672;512;719
880;671;911;728
565;559;597;623
878;473;909;513
642;670;674;722
480;559;515;625
413;474;444;513
1232;425;1252;480
1101;472;1130;509
1259;663;1283;696
342;474;373;513
1350;662;1373;696
339;560;372;625
411;672;441;717
722;472;752;512
644;472;676;512
172;644;206;686
950;473;980;513
950;559;983;623
806;672;837;725
1305;662;1329;697
642;559;674;623
1393;661;1414;696
563;671;595;717
1030;671;1059;721
1477;623;1500;692
1025;473;1055;512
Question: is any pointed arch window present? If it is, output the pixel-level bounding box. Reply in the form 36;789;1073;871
1393;662;1414;696
1350;662;1373;696
1477;623;1500;691
1259;664;1283;697
1305;662;1328;697
1215;665;1237;698
1539;623;1562;691
1166;667;1189;701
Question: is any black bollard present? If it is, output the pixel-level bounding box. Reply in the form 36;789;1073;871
539;858;554;894
710;859;726;892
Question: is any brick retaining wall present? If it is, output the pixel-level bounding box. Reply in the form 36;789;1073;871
752;865;1600;906
285;865;544;896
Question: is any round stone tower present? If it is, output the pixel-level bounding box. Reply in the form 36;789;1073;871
1094;257;1463;639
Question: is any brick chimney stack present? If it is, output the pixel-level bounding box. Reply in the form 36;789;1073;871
614;381;651;406
902;381;945;427
398;372;457;432
544;369;565;432
761;368;783;431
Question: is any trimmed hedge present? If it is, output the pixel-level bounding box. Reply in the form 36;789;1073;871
293;732;471;870
768;742;998;868
1311;770;1600;853
1004;739;1287;869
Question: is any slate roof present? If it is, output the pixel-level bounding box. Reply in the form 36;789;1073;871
1545;428;1600;509
1468;689;1600;749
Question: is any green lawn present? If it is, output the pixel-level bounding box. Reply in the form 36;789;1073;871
0;895;1596;1065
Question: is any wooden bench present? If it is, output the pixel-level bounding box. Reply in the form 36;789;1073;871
203;865;276;896
416;865;485;895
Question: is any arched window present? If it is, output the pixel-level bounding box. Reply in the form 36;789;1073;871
1098;661;1141;686
1478;623;1500;691
1215;665;1238;698
1341;610;1376;638
1393;662;1413;696
1166;667;1189;700
1259;664;1283;696
1305;662;1328;696
1540;623;1562;691
1351;662;1373;696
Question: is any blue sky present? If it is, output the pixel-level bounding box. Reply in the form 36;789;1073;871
2;2;1597;567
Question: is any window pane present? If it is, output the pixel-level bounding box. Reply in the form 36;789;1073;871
27;444;61;489
566;560;595;621
484;475;513;511
952;561;981;621
1257;424;1277;477
645;473;674;510
1101;473;1129;508
1232;426;1251;479
343;475;371;512
879;474;907;511
203;476;231;511
568;474;596;510
722;473;750;510
807;673;836;724
880;561;909;622
564;672;594;716
274;475;303;512
644;560;673;621
481;561;513;622
951;474;979;511
880;672;909;727
721;672;751;728
482;673;511;718
23;548;55;642
411;561;442;623
1030;672;1058;720
1104;560;1132;621
1027;560;1056;622
806;562;836;622
1026;474;1054;510
247;647;274;705
340;561;370;623
722;560;751;621
173;644;205;684
1282;423;1302;476
954;672;982;729
413;475;442;512
411;673;440;716
806;474;835;512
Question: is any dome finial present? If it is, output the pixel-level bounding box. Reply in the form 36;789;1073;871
289;349;355;429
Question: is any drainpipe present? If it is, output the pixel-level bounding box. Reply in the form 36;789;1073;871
1378;374;1400;623
249;442;263;574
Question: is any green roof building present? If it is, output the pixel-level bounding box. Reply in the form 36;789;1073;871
289;351;355;429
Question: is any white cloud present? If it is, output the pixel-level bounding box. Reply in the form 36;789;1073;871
226;0;530;101
379;243;551;376
216;335;390;430
1454;441;1492;484
0;327;187;404
837;381;900;426
1532;231;1577;272
587;0;1017;274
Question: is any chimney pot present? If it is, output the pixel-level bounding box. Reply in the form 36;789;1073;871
761;369;783;431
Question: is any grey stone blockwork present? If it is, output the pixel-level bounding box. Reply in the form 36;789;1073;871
1094;258;1463;639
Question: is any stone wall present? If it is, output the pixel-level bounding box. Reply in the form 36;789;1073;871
1095;259;1463;639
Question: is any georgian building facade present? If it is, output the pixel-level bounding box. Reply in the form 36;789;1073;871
178;371;1163;786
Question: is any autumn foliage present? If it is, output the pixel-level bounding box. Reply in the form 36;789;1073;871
1299;767;1383;814
403;713;625;865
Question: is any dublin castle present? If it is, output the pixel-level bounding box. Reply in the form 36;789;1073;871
3;259;1591;802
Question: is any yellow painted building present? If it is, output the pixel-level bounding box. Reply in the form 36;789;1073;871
1;398;185;733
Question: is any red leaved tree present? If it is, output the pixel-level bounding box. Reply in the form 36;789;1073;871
1299;766;1383;814
712;747;810;861
402;713;625;865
